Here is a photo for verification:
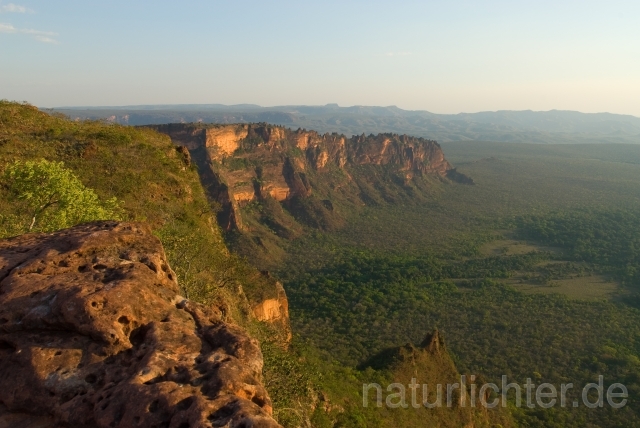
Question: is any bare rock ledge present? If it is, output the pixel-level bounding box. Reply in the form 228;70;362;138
0;221;281;428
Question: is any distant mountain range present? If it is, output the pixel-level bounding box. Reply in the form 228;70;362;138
50;104;640;144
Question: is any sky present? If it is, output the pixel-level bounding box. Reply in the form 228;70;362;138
1;0;639;116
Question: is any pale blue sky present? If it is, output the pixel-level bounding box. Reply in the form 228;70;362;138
1;0;639;115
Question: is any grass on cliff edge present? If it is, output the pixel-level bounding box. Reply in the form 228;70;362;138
1;101;225;300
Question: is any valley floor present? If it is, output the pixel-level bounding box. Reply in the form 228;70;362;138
277;142;640;427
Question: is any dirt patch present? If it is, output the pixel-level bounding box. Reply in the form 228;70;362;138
509;275;618;301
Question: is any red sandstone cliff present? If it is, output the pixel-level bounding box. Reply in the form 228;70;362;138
146;123;471;267
0;221;281;428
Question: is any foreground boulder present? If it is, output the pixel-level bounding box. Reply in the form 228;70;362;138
0;221;281;428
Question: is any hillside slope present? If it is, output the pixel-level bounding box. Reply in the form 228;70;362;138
0;101;284;321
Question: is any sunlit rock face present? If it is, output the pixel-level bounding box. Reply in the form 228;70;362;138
0;221;281;428
150;123;463;227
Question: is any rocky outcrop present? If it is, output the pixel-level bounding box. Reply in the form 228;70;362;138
359;330;513;428
252;283;289;323
146;123;472;266
152;124;453;177
204;126;249;157
175;145;191;167
0;221;281;428
189;146;244;231
149;124;250;158
251;282;291;343
148;124;457;208
446;168;475;185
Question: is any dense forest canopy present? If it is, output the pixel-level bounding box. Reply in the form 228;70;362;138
276;141;640;427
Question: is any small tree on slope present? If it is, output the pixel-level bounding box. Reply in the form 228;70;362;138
1;159;122;234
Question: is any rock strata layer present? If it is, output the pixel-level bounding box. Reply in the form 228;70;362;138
152;123;468;221
0;221;281;428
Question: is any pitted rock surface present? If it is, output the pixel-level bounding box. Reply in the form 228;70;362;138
0;221;281;428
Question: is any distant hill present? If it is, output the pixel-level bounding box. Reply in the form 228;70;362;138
51;104;640;144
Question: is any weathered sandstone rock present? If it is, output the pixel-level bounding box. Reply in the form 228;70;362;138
204;126;249;157
251;282;291;343
0;221;281;428
148;124;465;234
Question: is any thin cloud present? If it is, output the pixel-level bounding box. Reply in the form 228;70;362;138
0;22;58;43
0;22;16;32
21;28;56;36
385;52;413;57
0;3;32;13
34;35;56;43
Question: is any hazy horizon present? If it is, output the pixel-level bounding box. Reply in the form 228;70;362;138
49;102;640;119
2;0;640;116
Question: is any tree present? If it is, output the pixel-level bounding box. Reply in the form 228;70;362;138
2;159;122;233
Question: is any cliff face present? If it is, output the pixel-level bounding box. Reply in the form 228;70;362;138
148;123;471;267
251;281;291;342
0;221;281;428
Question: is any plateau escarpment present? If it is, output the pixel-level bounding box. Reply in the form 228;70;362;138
148;123;472;265
0;221;281;428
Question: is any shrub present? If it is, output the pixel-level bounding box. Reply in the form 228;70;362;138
1;159;122;234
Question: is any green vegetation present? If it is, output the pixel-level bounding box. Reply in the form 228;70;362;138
0;101;230;300
283;250;640;426
0;101;285;309
515;209;640;287
275;141;640;427
1;159;122;235
223;156;254;171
